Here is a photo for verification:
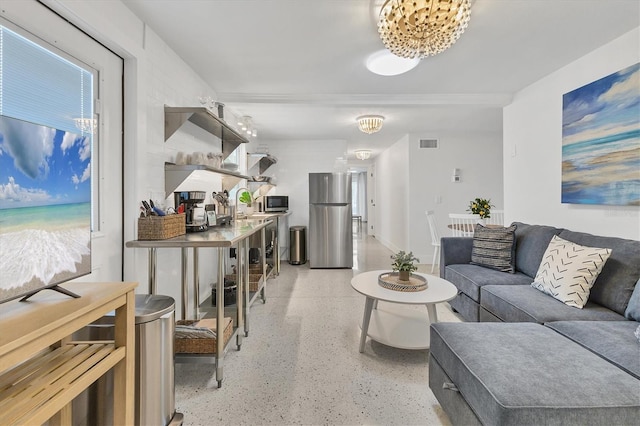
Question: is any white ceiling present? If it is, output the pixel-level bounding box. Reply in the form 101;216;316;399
122;0;640;160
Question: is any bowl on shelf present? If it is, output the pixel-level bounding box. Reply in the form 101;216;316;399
252;175;271;183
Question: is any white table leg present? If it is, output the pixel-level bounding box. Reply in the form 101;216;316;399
426;303;438;324
359;297;375;353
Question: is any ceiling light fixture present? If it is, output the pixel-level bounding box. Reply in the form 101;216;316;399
73;117;96;134
356;115;385;134
378;0;472;59
355;150;372;160
366;49;420;76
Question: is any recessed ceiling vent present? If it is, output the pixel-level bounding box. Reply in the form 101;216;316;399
419;139;438;148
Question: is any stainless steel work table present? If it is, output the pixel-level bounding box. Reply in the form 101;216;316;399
248;211;291;275
125;218;272;388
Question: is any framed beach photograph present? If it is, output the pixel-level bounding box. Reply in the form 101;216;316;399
561;62;640;206
0;114;92;302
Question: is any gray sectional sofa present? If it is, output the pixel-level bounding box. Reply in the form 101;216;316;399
429;222;640;425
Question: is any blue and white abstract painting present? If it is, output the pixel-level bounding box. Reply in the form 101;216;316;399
562;62;640;206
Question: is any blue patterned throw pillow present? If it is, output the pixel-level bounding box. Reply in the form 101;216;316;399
624;279;640;321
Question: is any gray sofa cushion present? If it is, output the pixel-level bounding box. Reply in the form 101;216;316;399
545;321;640;379
430;322;640;425
558;230;640;315
625;279;640;321
481;284;626;323
445;264;532;302
449;291;482;322
512;222;563;277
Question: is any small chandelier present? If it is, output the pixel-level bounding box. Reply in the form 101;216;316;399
73;117;96;134
236;115;258;138
357;115;384;134
378;0;472;59
355;150;372;160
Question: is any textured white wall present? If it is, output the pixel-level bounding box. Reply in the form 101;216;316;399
36;0;241;317
260;139;348;252
504;27;640;240
374;135;410;253
408;131;503;263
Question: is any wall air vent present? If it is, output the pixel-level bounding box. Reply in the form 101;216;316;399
419;139;438;148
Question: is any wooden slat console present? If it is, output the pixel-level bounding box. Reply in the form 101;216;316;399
0;282;137;425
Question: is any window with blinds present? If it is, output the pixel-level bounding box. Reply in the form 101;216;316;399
0;24;98;229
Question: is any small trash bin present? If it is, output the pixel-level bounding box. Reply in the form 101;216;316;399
289;225;307;265
72;294;183;426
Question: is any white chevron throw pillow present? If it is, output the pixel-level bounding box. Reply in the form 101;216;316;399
531;235;611;309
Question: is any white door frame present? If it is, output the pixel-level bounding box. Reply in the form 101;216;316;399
367;164;376;236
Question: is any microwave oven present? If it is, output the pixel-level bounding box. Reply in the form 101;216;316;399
264;195;288;212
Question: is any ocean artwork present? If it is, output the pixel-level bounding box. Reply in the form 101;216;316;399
0;115;91;302
562;62;640;206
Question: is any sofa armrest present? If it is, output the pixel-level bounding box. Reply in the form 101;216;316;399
440;237;473;278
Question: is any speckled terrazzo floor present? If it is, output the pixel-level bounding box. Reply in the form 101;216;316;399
174;227;461;425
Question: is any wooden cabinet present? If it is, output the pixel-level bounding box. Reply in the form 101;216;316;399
0;282;137;425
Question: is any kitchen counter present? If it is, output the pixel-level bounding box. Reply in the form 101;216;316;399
248;212;291;274
125;217;273;387
126;218;273;249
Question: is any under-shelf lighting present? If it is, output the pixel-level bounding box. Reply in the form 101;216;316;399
237;115;257;138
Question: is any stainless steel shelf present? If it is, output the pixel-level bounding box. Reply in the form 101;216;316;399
164;106;249;160
247;153;277;176
165;162;251;196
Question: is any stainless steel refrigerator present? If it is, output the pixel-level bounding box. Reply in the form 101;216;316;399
309;172;353;268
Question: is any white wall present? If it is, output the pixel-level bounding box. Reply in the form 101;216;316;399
408;131;503;263
504;27;640;240
257;139;348;255
374;135;410;253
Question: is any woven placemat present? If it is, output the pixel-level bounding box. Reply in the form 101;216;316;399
378;272;428;292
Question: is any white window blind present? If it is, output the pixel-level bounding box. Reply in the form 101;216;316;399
0;25;93;134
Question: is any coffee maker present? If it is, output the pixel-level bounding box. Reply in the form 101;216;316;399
174;191;208;232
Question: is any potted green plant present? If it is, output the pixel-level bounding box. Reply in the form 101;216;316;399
239;190;254;214
391;250;419;281
467;197;492;219
239;190;253;207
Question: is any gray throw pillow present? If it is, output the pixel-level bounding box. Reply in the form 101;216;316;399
470;224;517;273
624;279;640;321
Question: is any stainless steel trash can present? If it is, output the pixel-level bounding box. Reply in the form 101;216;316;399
289;225;307;265
72;294;183;426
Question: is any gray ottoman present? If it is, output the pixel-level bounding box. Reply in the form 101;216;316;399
429;322;640;425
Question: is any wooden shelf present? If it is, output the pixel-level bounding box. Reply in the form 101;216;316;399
0;282;137;425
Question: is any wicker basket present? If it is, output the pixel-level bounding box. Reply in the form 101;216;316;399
225;273;263;292
174;317;233;354
138;214;186;240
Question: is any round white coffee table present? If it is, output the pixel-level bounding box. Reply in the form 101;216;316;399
351;270;457;352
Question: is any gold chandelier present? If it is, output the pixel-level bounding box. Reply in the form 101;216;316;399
355;150;372;160
357;115;385;134
378;0;472;59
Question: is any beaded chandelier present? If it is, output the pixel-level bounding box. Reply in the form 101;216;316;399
378;0;471;59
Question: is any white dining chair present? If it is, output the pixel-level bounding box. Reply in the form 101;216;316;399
485;209;504;226
448;213;481;237
425;210;440;273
